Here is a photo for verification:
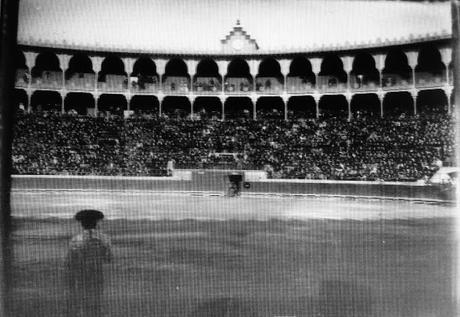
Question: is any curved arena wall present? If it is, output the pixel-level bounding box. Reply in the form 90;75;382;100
11;175;455;203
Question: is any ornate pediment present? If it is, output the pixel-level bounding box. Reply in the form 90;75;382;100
221;20;259;54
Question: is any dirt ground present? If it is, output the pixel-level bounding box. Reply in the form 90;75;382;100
6;192;457;317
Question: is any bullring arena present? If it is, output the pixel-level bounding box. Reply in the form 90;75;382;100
7;0;458;316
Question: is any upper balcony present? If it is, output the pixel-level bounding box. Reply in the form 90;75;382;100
286;77;315;94
224;77;253;95
163;76;190;94
255;77;283;95
97;74;128;92
66;73;95;92
414;71;447;88
382;74;413;91
129;75;160;94
194;77;221;94
32;71;63;89
15;68;29;88
317;75;347;93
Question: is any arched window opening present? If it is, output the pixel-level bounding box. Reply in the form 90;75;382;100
318;55;347;92
194;97;222;120
287;57;315;93
163;59;190;93
224;97;253;120
31;90;62;113
66;54;95;90
318;95;348;118
256;97;284;120
382;49;411;88
98;56;127;92
351;53;379;90
131;57;159;93
256;58;283;93
195;59;221;93
350;94;380;119
31;52;62;89
383;92;414;117
162;96;191;119
225;59;252;93
65;93;95;115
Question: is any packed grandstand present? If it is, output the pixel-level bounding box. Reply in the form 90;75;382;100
12;0;456;183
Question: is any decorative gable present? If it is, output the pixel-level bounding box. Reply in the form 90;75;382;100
221;20;259;54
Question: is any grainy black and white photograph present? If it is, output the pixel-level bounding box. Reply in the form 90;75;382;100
0;0;458;316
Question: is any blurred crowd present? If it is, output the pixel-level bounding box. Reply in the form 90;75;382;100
12;108;455;182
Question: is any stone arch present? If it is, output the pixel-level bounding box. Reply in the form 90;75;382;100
382;49;411;87
162;96;191;118
31;51;61;77
64;93;95;115
31;90;62;113
130;95;160;115
415;45;445;85
287;56;315;91
319;95;348;118
194;97;222;119
224;97;253;119
225;58;252;93
15;51;29;87
131;57;159;91
14;89;29;112
416;89;448;114
318;54;347;90
383;92;414;117
287;96;316;119
351;93;380;118
97;94;127;116
256;58;283;92
164;59;190;93
256;97;284;119
351;53;379;89
195;59;221;92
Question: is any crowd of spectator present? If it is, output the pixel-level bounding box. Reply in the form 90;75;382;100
12;107;455;182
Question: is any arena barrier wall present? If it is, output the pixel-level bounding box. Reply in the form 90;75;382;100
11;174;455;202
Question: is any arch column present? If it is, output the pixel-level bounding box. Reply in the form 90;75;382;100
313;94;320;119
440;47;452;84
217;60;229;94
94;93;100;115
90;56;104;91
310;58;322;91
410;89;418;115
123;57;136;92
25;91;32;113
248;59;261;92
406;50;419;86
186;59;198;92
157;93;164;117
278;59;290;93
281;94;288;120
57;54;71;89
377;91;385;118
59;91;66;114
24;52;38;90
154;59;167;91
189;95;195;116
444;87;453;114
89;93;97;116
125;94;131;112
219;95;226;121
341;56;353;91
250;94;258;120
373;53;386;89
345;93;352;121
